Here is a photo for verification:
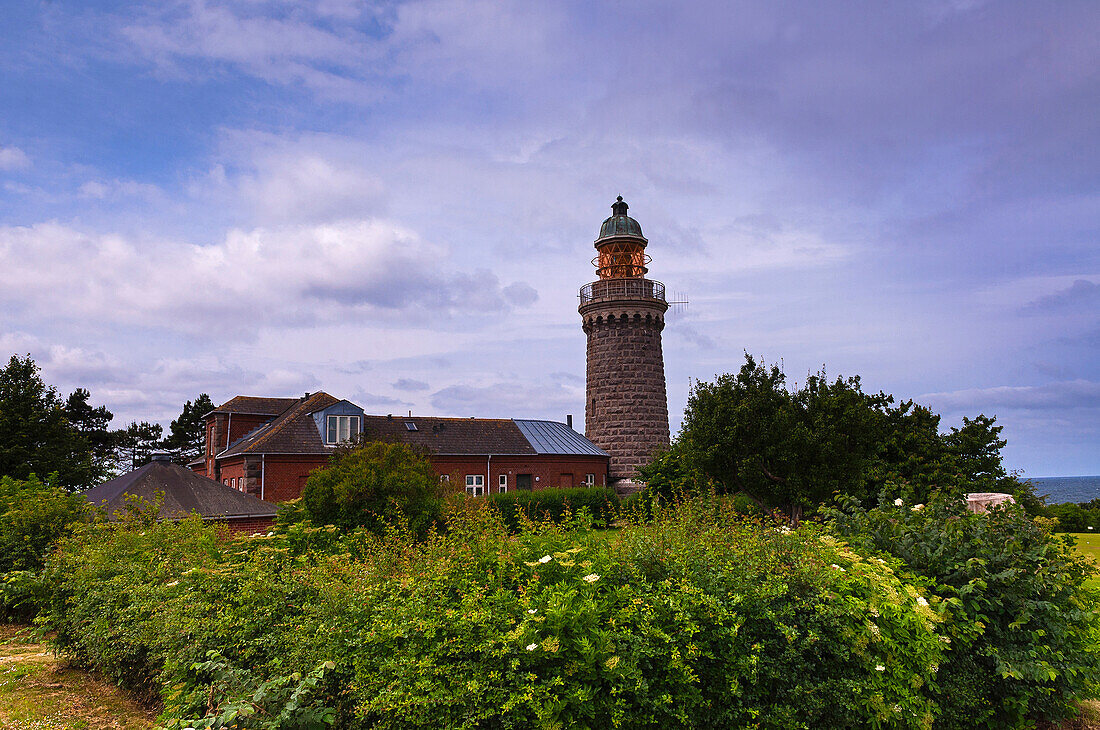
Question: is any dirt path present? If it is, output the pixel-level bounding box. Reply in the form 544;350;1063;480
0;625;154;730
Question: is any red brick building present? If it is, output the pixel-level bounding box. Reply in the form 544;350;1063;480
191;393;609;502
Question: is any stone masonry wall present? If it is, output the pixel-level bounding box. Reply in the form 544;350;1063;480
582;307;670;480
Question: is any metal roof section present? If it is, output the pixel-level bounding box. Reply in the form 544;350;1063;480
513;419;608;456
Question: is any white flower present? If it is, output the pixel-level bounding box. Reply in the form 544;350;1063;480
582;573;600;583
526;643;539;651
830;564;845;572
894;498;904;507
527;609;537;614
917;596;929;607
1089;526;1094;531
876;664;885;672
911;504;924;512
538;555;552;564
165;580;179;587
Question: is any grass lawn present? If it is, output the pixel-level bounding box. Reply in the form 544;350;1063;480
1068;533;1100;592
0;625;153;730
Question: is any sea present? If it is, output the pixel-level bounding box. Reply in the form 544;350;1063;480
1024;476;1100;505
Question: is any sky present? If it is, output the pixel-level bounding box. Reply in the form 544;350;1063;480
0;0;1097;477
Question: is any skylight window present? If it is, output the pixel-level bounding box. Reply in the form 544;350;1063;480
405;421;418;431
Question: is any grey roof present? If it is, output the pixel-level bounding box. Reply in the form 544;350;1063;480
83;459;277;521
513;420;608;456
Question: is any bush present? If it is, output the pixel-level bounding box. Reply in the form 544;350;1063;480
826;495;1100;728
0;474;88;620
43;497;949;729
299;441;443;537
485;487;619;531
0;474;88;574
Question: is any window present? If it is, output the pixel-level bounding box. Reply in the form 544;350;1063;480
498;474;508;493
440;474;450;484
223;479;229;486
465;474;484;496
584;474;596;487
405;421;418;431
326;415;360;444
231;477;237;489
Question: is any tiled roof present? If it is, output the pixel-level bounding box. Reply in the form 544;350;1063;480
362;416;536;455
514;420;608;456
220;392;339;456
211;396;299;416
207;393;608;460
83;459;277;521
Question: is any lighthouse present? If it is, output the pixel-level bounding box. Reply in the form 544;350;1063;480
579;197;670;486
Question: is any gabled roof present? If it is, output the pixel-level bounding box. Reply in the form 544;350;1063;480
220;392;339;457
210;396;299;417
514;419;608;456
84;458;277;521
362;415;536;455
207;392;608;460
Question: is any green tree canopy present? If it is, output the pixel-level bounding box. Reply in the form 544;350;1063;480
163;394;214;465
300;441;444;536
0;355;104;490
111;421;164;473
652;354;1023;521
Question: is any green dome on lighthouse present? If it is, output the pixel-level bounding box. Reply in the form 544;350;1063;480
597;196;646;242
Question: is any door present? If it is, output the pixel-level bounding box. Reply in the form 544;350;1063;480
517;474;533;491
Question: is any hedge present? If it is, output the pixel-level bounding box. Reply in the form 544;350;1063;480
43;499;952;729
485;486;619;531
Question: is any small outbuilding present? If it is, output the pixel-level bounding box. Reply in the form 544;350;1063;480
84;453;277;533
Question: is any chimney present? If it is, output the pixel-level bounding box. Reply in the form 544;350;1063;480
566;414;573;429
151;452;172;463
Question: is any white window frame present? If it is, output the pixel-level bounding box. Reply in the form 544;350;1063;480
325;415;360;445
498;474;508;493
440;474;450;484
584;473;596;487
465;474;485;496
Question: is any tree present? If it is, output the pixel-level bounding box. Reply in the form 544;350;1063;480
300;441;443;536
661;353;1019;522
111;421;164;473
0;355;98;490
64;388;115;482
677;355;889;521
163;394;214;464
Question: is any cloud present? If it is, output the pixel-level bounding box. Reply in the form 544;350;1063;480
0;220;538;336
120;1;388;95
430;380;581;419
921;380;1100;413
393;378;429;392
348;389;408;409
0;146;30;171
231;151;386;223
1022;279;1100;314
78;178;164;202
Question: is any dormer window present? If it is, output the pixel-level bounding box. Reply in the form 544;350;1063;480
326;415;360;445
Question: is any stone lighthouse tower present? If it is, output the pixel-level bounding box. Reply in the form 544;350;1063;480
579;196;670;485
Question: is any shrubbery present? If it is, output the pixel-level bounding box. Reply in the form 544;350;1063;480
0;474;88;619
485;486;619;531
298;441;444;537
827;495;1100;728
40;498;967;729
